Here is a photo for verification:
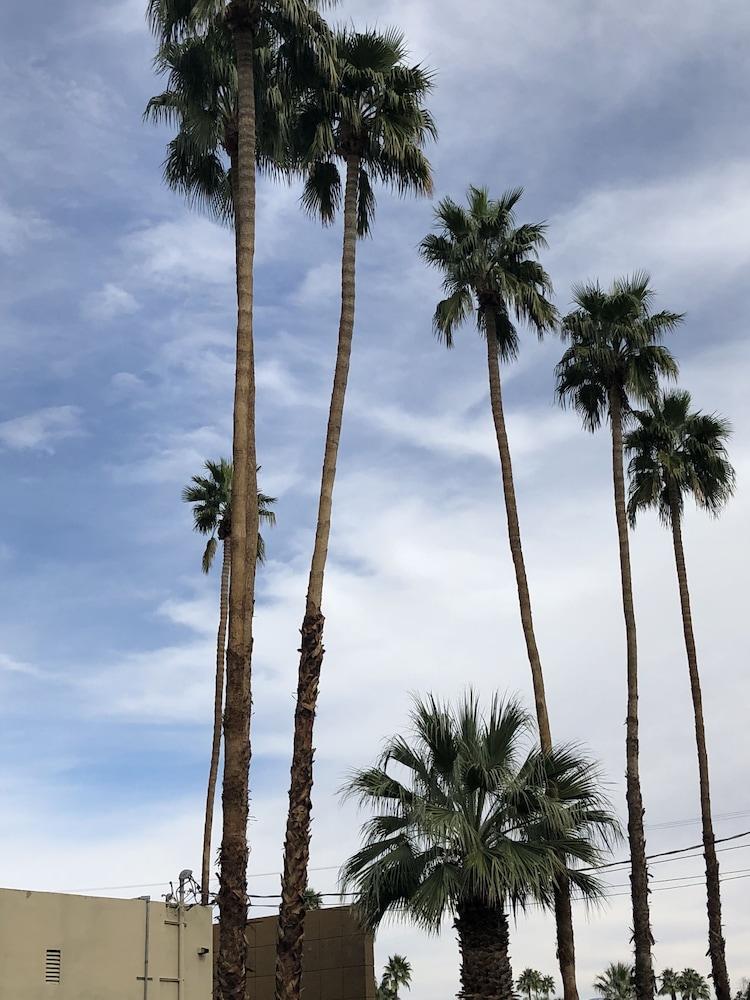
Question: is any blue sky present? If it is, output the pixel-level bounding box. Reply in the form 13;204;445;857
1;0;750;994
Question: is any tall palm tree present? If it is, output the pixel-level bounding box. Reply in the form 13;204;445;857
556;274;681;1000
275;29;435;1000
541;975;557;1000
147;4;333;996
182;459;276;905
418;186;587;999
677;971;711;1000
341;693;620;1000
377;955;413;999
595;964;635;1000
660;969;681;1000
518;970;544;1000
626;389;734;1000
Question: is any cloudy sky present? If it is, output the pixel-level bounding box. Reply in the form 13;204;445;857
1;0;750;994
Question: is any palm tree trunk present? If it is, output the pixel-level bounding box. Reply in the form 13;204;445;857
455;899;514;1000
484;313;578;1000
274;153;361;1000
669;495;730;1000
201;537;231;906
608;390;653;1000
218;10;260;1000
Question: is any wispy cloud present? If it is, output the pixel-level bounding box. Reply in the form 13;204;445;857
0;406;84;452
83;283;139;322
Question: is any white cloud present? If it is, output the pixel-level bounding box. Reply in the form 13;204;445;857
110;424;229;485
124;217;235;288
0;653;41;677
0;199;54;255
83;283;139;322
0;405;83;452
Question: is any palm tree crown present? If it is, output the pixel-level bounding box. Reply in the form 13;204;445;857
341;693;619;931
677;970;711;1000
297;26;436;235
660;969;681;1000
556;273;681;428
378;954;412;999
420;185;557;356
594;963;635;1000
182;458;276;571
626;389;735;527
518;969;543;1000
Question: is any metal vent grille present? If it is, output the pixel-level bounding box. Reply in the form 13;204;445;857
45;949;61;983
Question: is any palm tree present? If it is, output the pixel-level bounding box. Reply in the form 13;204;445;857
182;459;276;905
341;692;620;1000
594;964;635;1000
518;970;544;1000
626;389;734;1000
557;274;681;1000
275;29;435;1000
419;187;586;1000
542;976;557;1000
147;4;333;996
301;887;323;910
377;955;413;999
660;970;681;1000
677;971;711;1000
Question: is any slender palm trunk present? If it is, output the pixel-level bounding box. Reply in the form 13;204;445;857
609;390;653;1000
218;12;260;1000
484;313;578;1000
669;496;730;1000
201;537;231;906
274;154;361;1000
455;899;514;1000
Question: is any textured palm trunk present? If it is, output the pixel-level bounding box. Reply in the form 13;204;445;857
274;154;361;1000
218;11;260;1000
669;497;730;1000
484;313;578;1000
201;537;231;906
455;900;514;1000
609;390;653;1000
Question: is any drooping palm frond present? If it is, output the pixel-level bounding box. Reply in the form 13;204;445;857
594;962;635;1000
557;275;681;430
340;692;619;935
419;186;556;355
625;389;735;527
293;25;435;234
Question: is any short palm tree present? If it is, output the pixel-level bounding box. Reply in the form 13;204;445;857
541;975;557;1000
147;4;333;995
182;459;275;905
419;187;587;1000
341;693;620;1000
518;970;544;1000
594;963;634;1000
377;955;413;999
677;971;711;1000
627;389;734;1000
557;273;681;1000
275;28;435;1000
301;887;323;910
660;969;681;1000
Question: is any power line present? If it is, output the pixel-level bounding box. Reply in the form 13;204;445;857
578;827;750;872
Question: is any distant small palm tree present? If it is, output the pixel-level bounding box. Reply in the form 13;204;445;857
182;459;275;905
594;963;635;1000
301;887;323;911
626;389;733;1000
377;955;413;999
677;970;711;1000
518;970;544;1000
342;692;619;1000
557;273;680;1000
660;969;681;1000
541;975;557;1000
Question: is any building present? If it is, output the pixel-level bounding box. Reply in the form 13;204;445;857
214;906;376;1000
0;885;213;999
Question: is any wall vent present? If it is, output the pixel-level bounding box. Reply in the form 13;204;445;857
45;949;61;983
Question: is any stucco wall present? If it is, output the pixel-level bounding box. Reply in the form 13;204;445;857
0;887;213;1000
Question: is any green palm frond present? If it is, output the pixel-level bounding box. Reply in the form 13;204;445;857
341;691;619;934
420;187;556;354
625;389;735;526
557;275;681;430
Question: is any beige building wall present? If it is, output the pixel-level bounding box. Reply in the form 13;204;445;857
0;887;213;1000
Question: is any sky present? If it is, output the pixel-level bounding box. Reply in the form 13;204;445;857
1;0;749;995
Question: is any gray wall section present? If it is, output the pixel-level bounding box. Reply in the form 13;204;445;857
0;887;213;1000
212;907;376;1000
